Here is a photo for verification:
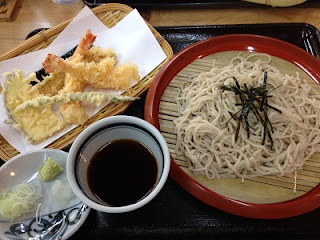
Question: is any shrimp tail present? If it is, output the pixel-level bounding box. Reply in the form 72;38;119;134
72;29;97;59
42;54;66;74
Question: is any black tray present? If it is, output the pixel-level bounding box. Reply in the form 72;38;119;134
156;23;320;57
82;0;320;9
70;23;320;239
2;23;320;240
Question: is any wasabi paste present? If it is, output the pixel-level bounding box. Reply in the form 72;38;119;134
39;157;63;182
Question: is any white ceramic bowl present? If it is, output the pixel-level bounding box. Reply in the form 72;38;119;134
66;115;170;213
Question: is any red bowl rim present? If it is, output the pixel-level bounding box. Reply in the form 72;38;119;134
144;34;320;219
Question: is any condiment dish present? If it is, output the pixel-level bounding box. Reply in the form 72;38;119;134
0;149;90;240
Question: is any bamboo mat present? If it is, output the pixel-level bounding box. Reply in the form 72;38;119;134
0;3;173;161
159;51;320;204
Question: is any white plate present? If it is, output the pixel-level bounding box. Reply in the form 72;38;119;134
0;149;90;240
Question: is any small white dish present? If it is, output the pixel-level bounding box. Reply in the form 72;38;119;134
0;149;90;240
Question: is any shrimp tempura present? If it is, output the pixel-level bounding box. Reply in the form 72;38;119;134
71;29;96;61
57;29;96;125
43;54;140;90
42;29;140;125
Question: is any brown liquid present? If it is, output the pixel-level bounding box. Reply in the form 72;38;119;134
87;139;158;207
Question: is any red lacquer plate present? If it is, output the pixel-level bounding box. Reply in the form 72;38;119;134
144;34;320;219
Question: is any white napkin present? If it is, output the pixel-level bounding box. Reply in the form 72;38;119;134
0;6;167;153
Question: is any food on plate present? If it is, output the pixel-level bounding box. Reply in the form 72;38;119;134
43;53;139;90
51;177;76;204
37;72;66;96
57;29;96;125
82;46;117;63
174;52;320;180
14;92;139;112
58;99;88;125
1;29;140;144
0;180;43;221
39;157;63;182
41;29;139;124
43;36;140;90
219;71;282;149
71;29;97;60
243;0;307;7
57;71;88;125
2;71;66;144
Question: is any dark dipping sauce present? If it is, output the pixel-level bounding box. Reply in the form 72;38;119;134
87;139;158;207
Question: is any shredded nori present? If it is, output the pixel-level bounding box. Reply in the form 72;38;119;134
221;72;282;149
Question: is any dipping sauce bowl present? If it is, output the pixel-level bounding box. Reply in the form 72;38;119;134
66;115;170;213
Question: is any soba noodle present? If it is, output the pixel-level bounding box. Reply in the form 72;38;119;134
174;53;320;179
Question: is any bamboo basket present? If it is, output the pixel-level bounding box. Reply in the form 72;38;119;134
0;3;173;162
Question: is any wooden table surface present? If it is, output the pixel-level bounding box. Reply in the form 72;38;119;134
1;0;320;56
1;2;320;239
